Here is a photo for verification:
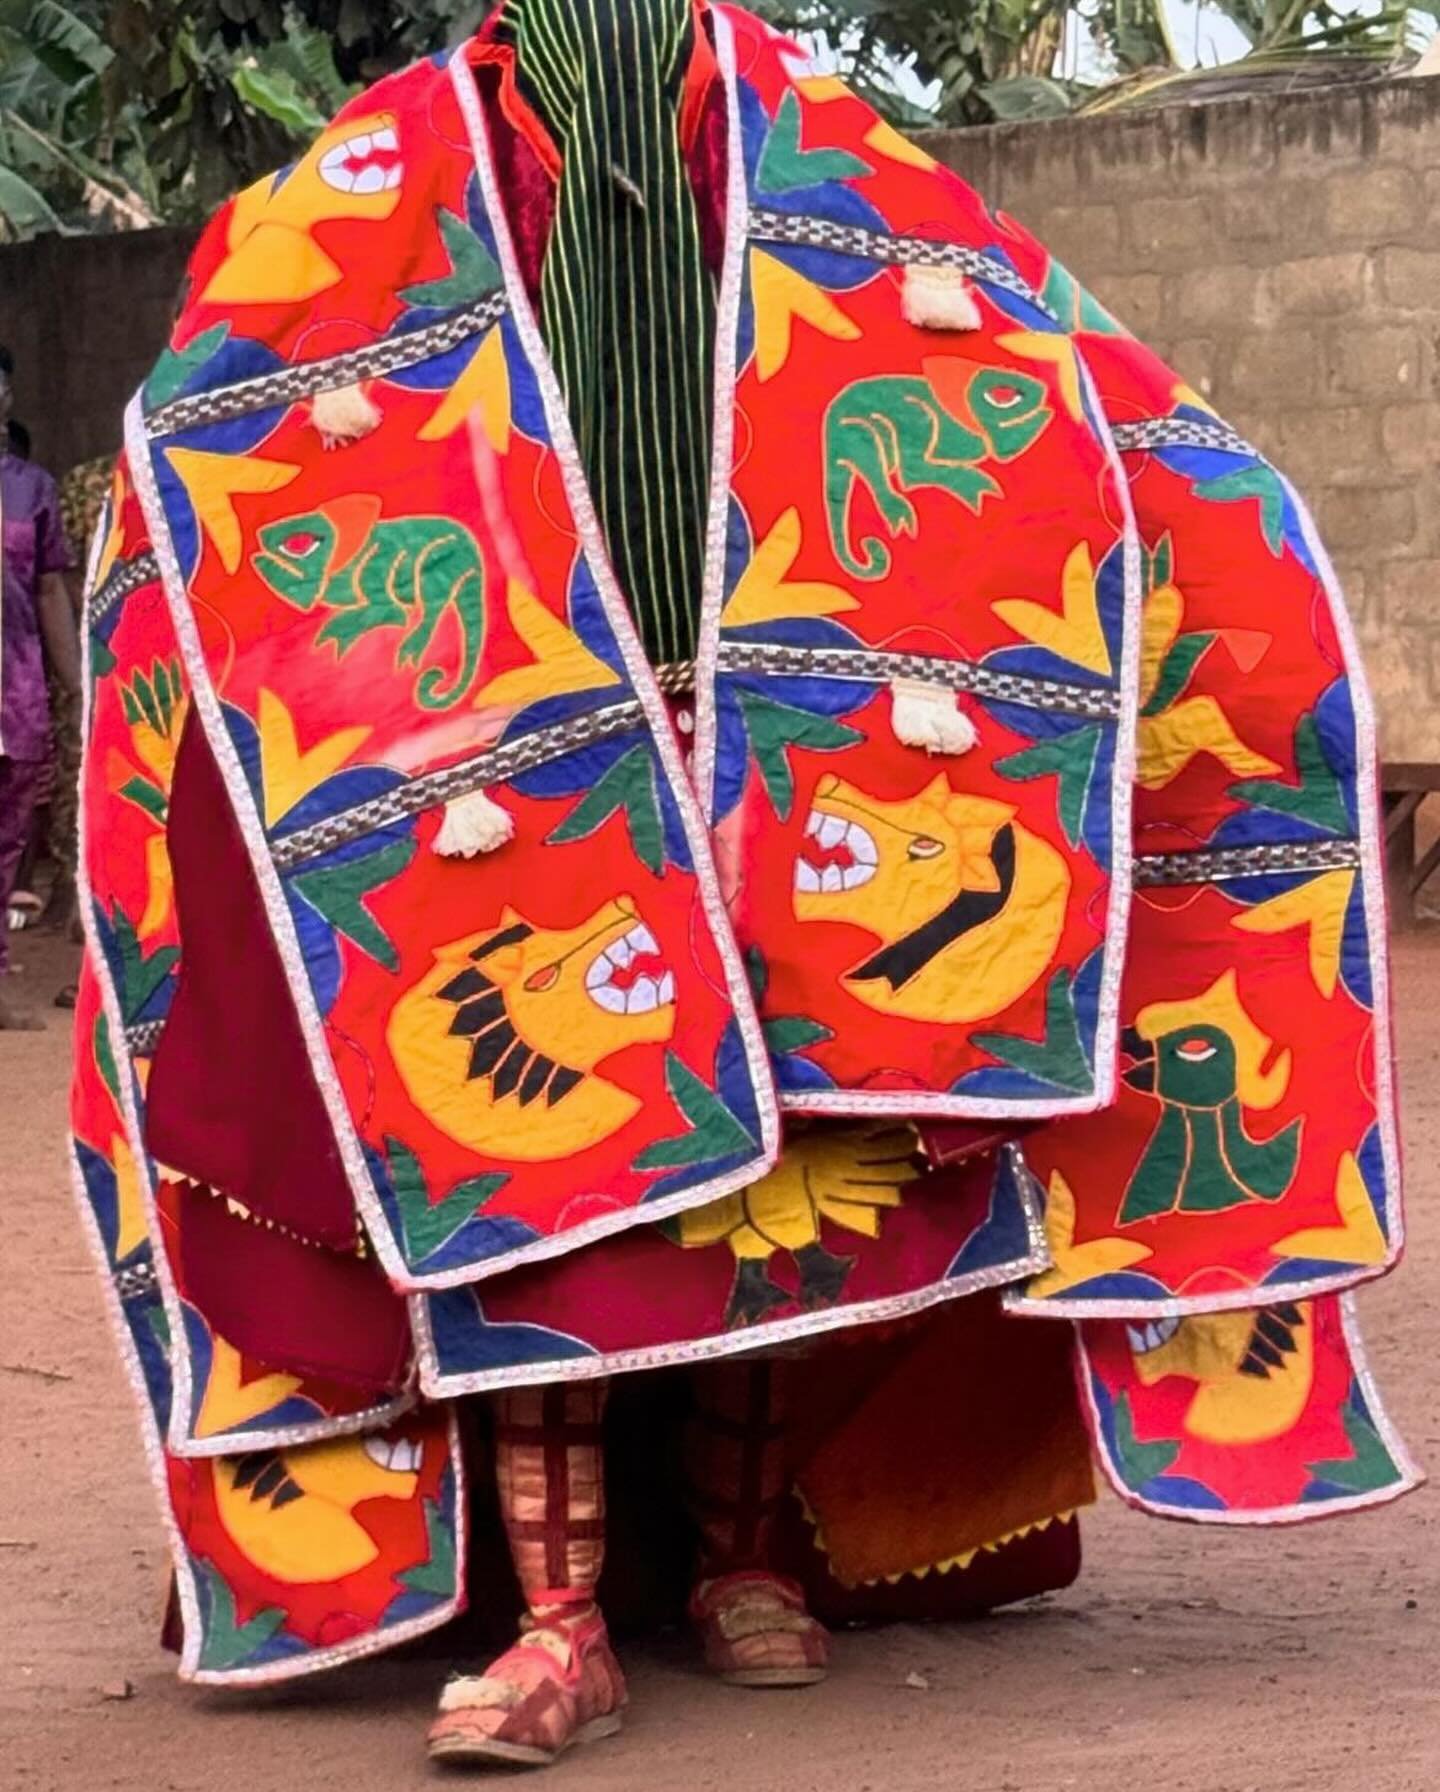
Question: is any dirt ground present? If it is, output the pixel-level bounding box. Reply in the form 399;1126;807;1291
2;925;1438;1792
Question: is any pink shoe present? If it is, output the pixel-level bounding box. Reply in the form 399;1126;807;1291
690;1571;830;1688
427;1605;626;1769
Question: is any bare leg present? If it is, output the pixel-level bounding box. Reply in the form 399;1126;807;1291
428;1383;625;1768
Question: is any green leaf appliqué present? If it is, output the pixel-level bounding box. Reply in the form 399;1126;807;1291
995;725;1103;850
756;92;873;194
633;1053;757;1171
547;743;666;875
1193;465;1288;557
972;967;1093;1094
144;323;230;412
290;838;416;972
197;1563;287;1672
399;1496;459;1598
383;1135;508;1266
400;207;503;311
1306;1389;1403;1495
735;688;862;822
1110;1390;1181;1490
1229;712;1350;837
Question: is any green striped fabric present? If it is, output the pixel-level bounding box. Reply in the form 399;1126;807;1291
498;0;717;666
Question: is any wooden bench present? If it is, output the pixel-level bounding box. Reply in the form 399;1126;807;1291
1384;763;1440;926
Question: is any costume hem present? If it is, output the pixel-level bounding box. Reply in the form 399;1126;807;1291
410;1144;1049;1394
1005;1256;1397;1321
1073;1293;1422;1525
170;1392;419;1460
781;1086;1104;1121
181;1410;469;1686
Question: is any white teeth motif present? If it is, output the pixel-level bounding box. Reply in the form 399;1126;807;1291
364;1435;421;1473
585;923;676;1015
1126;1314;1182;1356
628;977;660;1014
793;812;880;893
317;130;403;195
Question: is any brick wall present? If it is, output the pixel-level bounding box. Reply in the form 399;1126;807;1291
925;76;1440;763
0;227;197;481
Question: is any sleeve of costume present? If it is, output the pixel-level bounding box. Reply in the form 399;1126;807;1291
72;435;463;1686
981;218;1415;1522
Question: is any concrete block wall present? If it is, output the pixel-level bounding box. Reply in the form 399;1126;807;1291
926;78;1440;763
0;227;197;481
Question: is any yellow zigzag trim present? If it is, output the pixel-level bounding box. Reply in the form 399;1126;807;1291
795;1491;1080;1589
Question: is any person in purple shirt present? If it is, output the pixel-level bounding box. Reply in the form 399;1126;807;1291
0;344;80;1029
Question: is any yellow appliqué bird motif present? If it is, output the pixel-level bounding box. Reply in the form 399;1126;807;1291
672;1127;921;1328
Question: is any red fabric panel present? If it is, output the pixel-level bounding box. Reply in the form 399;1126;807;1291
176;1183;411;1392
146;711;357;1246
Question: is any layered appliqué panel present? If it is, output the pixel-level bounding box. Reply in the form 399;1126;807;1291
412;1135;1048;1393
70;960;466;1682
1078;1295;1419;1521
1013;875;1394;1314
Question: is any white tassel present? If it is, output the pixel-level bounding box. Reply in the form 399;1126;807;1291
311;382;382;449
432;787;514;858
890;678;978;755
901;263;983;332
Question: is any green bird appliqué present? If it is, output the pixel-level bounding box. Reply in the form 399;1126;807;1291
1119;1018;1301;1225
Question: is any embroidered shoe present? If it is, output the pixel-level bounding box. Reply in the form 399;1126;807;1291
690;1570;830;1688
427;1605;626;1769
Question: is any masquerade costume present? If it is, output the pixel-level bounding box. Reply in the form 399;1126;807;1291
72;0;1416;1754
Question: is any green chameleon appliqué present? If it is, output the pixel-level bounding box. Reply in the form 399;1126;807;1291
824;367;1052;579
1119;1021;1301;1225
253;507;487;710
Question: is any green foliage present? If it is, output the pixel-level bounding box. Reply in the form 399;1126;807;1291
752;0;1428;130
0;0;369;237
3;0;1436;237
